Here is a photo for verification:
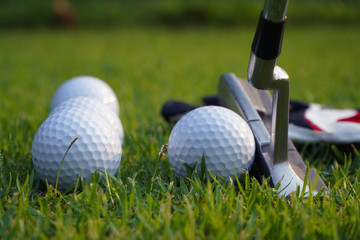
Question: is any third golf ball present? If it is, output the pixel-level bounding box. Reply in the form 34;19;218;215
167;106;255;178
51;76;120;115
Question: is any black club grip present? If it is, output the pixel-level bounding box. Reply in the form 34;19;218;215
251;11;286;60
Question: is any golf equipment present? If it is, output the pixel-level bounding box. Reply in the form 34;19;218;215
51;96;124;144
32;108;122;189
51;76;120;115
168;106;255;178
218;0;327;196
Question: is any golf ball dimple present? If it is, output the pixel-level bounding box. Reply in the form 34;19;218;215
51;76;120;115
167;106;255;178
32;108;122;189
50;96;124;144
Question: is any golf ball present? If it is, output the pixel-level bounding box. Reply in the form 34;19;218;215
51;97;124;144
32;108;122;189
167;106;255;178
51;76;120;115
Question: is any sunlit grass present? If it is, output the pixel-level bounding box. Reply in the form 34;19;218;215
0;26;360;239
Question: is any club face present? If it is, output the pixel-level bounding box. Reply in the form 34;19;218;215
218;73;327;196
218;73;273;182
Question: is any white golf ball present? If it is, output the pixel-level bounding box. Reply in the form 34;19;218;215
51;97;124;144
51;76;119;115
167;106;255;178
32;108;122;189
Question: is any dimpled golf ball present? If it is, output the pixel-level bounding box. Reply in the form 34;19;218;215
51;76;120;115
51;97;124;144
32;108;122;189
168;106;255;178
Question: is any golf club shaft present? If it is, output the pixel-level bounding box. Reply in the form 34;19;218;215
248;0;288;87
263;0;288;22
248;0;289;164
270;74;289;164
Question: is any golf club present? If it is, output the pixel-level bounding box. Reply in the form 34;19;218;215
218;0;327;196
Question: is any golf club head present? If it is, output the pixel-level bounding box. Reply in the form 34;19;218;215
218;73;327;196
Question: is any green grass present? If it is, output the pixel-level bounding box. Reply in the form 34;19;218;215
1;26;360;239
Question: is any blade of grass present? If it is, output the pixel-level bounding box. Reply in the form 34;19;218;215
55;136;79;190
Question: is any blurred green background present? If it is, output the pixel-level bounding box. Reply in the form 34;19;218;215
1;0;359;29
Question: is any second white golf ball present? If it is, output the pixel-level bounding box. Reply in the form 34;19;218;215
168;106;255;178
51;76;120;115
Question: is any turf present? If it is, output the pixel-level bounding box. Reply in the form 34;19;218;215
1;26;360;239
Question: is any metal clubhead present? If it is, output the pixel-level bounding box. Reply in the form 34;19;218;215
218;73;327;196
